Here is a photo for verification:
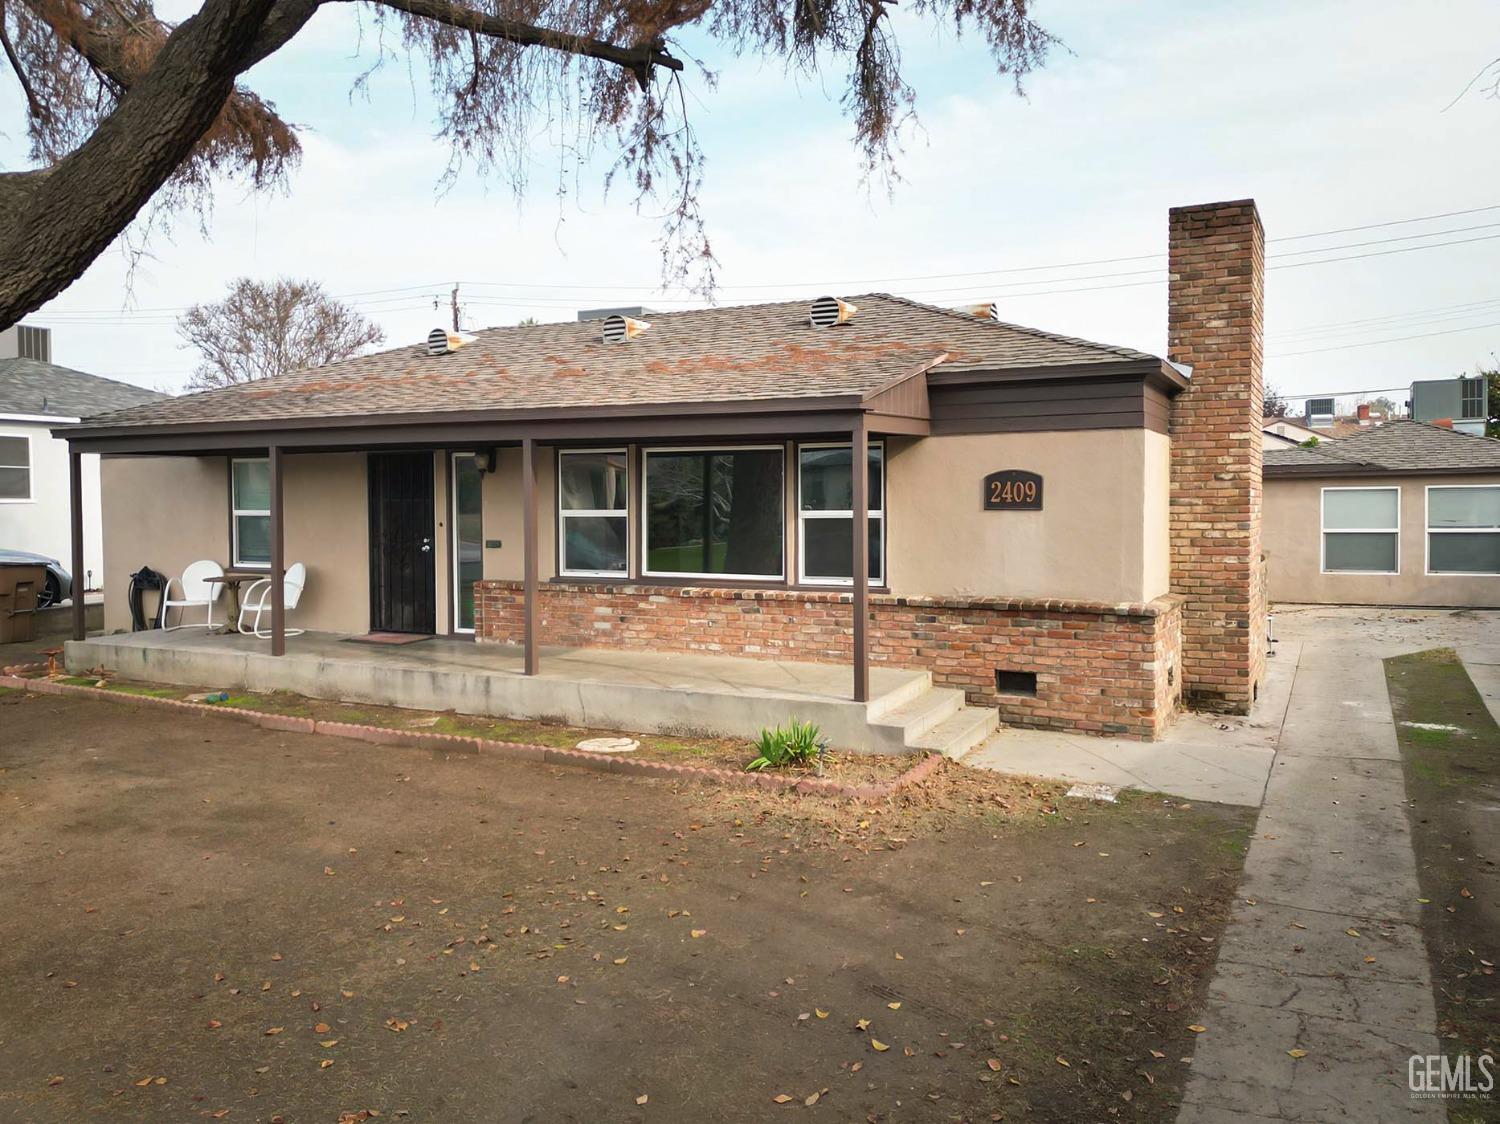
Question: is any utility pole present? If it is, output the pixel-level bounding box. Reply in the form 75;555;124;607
450;283;461;332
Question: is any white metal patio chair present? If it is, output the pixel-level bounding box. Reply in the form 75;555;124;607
159;559;224;631
238;562;307;639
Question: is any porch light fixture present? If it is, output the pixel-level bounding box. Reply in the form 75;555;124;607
809;296;857;328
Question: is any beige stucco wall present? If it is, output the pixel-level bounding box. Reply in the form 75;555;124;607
101;453;374;635
885;429;1170;604
1265;473;1500;607
480;447;559;582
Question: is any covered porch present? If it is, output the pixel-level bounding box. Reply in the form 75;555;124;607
62;627;999;756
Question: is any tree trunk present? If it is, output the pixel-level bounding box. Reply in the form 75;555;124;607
0;0;295;328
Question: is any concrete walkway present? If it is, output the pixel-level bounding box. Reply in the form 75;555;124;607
1176;605;1500;1122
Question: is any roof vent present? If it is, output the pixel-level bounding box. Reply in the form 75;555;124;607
427;328;475;356
809;296;857;328
602;314;650;343
954;302;998;321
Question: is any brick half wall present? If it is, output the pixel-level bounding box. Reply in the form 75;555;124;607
475;581;1184;739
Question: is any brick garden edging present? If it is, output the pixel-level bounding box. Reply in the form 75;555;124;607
0;674;941;801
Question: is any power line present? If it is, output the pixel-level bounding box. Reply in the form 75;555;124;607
1269;320;1500;358
1268;203;1500;242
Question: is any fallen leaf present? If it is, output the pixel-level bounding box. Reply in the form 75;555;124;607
264;1026;284;1036
1187;1025;1207;1034
314;1023;331;1034
613;957;628;966
319;1059;334;1070
772;1094;793;1104
341;990;356;999
804;1092;820;1106
855;1018;871;1031
814;1008;829;1019
1461;888;1474;899
887;1002;902;1011
320;1039;339;1048
986;1059;1002;1071
871;1039;890;1052
324;867;336;876
1149;1050;1166;1059
134;1077;153;1087
635;1094;648;1106
47;1076;64;1087
690;929;707;939
1055;1057;1070;1067
1287;1049;1307;1059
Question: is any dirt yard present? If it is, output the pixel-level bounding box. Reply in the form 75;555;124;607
0;688;1251;1123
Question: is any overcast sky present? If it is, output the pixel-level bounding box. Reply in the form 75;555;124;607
5;0;1499;406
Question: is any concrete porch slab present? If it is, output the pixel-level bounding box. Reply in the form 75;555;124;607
64;630;931;753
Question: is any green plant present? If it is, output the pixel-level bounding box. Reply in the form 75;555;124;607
744;720;826;771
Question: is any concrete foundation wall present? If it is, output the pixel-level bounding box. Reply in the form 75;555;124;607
1265;473;1500;607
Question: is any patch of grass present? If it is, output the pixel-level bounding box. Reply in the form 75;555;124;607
107;684;180;699
1385;648;1500;1066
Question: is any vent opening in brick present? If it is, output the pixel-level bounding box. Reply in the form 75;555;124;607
995;669;1037;697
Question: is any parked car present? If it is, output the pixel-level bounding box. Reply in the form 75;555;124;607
0;549;72;608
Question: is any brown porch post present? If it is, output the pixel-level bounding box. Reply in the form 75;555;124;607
68;446;85;641
269;445;285;657
521;437;539;676
851;417;870;703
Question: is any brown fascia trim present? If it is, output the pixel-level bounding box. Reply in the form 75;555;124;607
928;357;1187;394
1265;462;1500;479
58;396;934;454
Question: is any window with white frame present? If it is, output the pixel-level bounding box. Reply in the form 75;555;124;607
644;447;784;579
558;450;629;577
798;442;884;585
231;458;272;566
0;435;31;501
1427;485;1500;575
1321;487;1399;574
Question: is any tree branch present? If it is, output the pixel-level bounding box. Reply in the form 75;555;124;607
0;0;292;326
360;0;683;87
0;1;48;122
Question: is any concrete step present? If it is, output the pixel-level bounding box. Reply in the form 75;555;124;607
870;686;965;743
864;670;934;721
910;705;1000;760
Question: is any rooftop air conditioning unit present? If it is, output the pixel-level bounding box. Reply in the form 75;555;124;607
809;296;857;328
427;328;475;356
601;314;650;343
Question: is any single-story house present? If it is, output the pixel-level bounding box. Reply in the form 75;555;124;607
1264;420;1500;607
1;329;165;597
1262;417;1320;450
52;199;1271;744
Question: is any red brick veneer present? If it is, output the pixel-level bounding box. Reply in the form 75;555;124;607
1167;199;1268;713
474;581;1184;739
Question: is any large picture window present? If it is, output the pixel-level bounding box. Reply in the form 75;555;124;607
644;448;784;579
1427;486;1500;575
0;435;31;502
559;450;629;577
1321;487;1399;574
231;457;272;566
798;442;884;585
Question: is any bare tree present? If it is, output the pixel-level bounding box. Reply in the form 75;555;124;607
1263;384;1291;418
0;0;1057;329
177;277;385;389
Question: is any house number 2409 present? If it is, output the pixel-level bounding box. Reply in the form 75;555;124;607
983;470;1043;511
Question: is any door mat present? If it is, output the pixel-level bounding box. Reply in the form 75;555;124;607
344;633;434;646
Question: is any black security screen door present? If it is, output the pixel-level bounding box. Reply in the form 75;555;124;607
368;452;436;633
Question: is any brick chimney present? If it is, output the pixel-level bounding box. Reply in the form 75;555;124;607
1167;200;1266;714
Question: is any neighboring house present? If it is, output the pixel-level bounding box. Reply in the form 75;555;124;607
1408;375;1488;436
1264;420;1500;607
56;199;1272;741
1263;417;1321;450
0;327;166;591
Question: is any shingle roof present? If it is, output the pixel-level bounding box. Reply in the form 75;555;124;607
1265;419;1500;474
0;357;165;417
76;293;1160;431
